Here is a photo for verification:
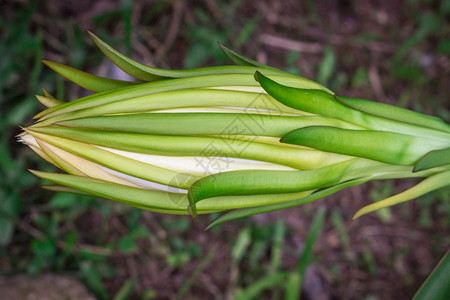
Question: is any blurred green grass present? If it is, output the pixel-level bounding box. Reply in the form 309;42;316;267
1;0;449;299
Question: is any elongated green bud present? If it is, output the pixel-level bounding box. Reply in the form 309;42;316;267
255;71;450;142
281;126;449;165
334;95;450;134
413;147;450;172
20;33;449;227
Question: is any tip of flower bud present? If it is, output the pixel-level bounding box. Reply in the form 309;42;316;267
28;169;41;177
351;211;363;220
187;205;197;218
254;71;262;83
87;31;99;43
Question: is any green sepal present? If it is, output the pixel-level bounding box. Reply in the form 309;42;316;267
35;139;85;176
42;60;138;92
205;163;448;228
188;160;357;216
281;126;447;165
335;95;450;134
352;170;450;219
56;113;362;137
89;32;294;81
42;184;93;196
36;73;318;121
218;42;279;70
28;129;199;188
29;126;351;171
255;71;450;141
32;89;302;126
37;173;318;214
206;177;373;229
36;95;64;109
42;88;59;100
30;170;193;214
255;71;356;117
413;147;450;172
34;104;62;119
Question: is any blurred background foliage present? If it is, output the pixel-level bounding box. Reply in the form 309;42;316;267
0;0;449;299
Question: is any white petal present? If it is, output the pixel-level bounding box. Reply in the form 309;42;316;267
97;146;296;176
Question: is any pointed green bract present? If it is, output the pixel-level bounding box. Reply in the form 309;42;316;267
29;126;351;170
43;60;138;92
42;88;59;101
30;170;192;213
36;139;85;176
206;177;372;229
42;185;93;196
37;73;326;121
413;147;450;172
218;42;279;70
36;95;64;108
255;71;347;115
89;31;298;81
352;170;450;219
255;71;450;142
33;89;303;126
335;95;450;134
188;160;358;216
56;113;362;136
38;173;317;212
205;164;448;228
28;130;199;188
281;126;449;165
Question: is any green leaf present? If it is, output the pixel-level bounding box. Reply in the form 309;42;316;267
291;207;326;299
113;279;135;300
331;211;350;249
413;147;450;172
118;235;138;253
50;193;79;209
317;46;336;84
81;262;108;300
285;272;302;300
175;247;215;300
237;272;288;300
269;220;286;274
281;126;448;165
413;251;450;300
42;60;138;92
232;227;252;263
